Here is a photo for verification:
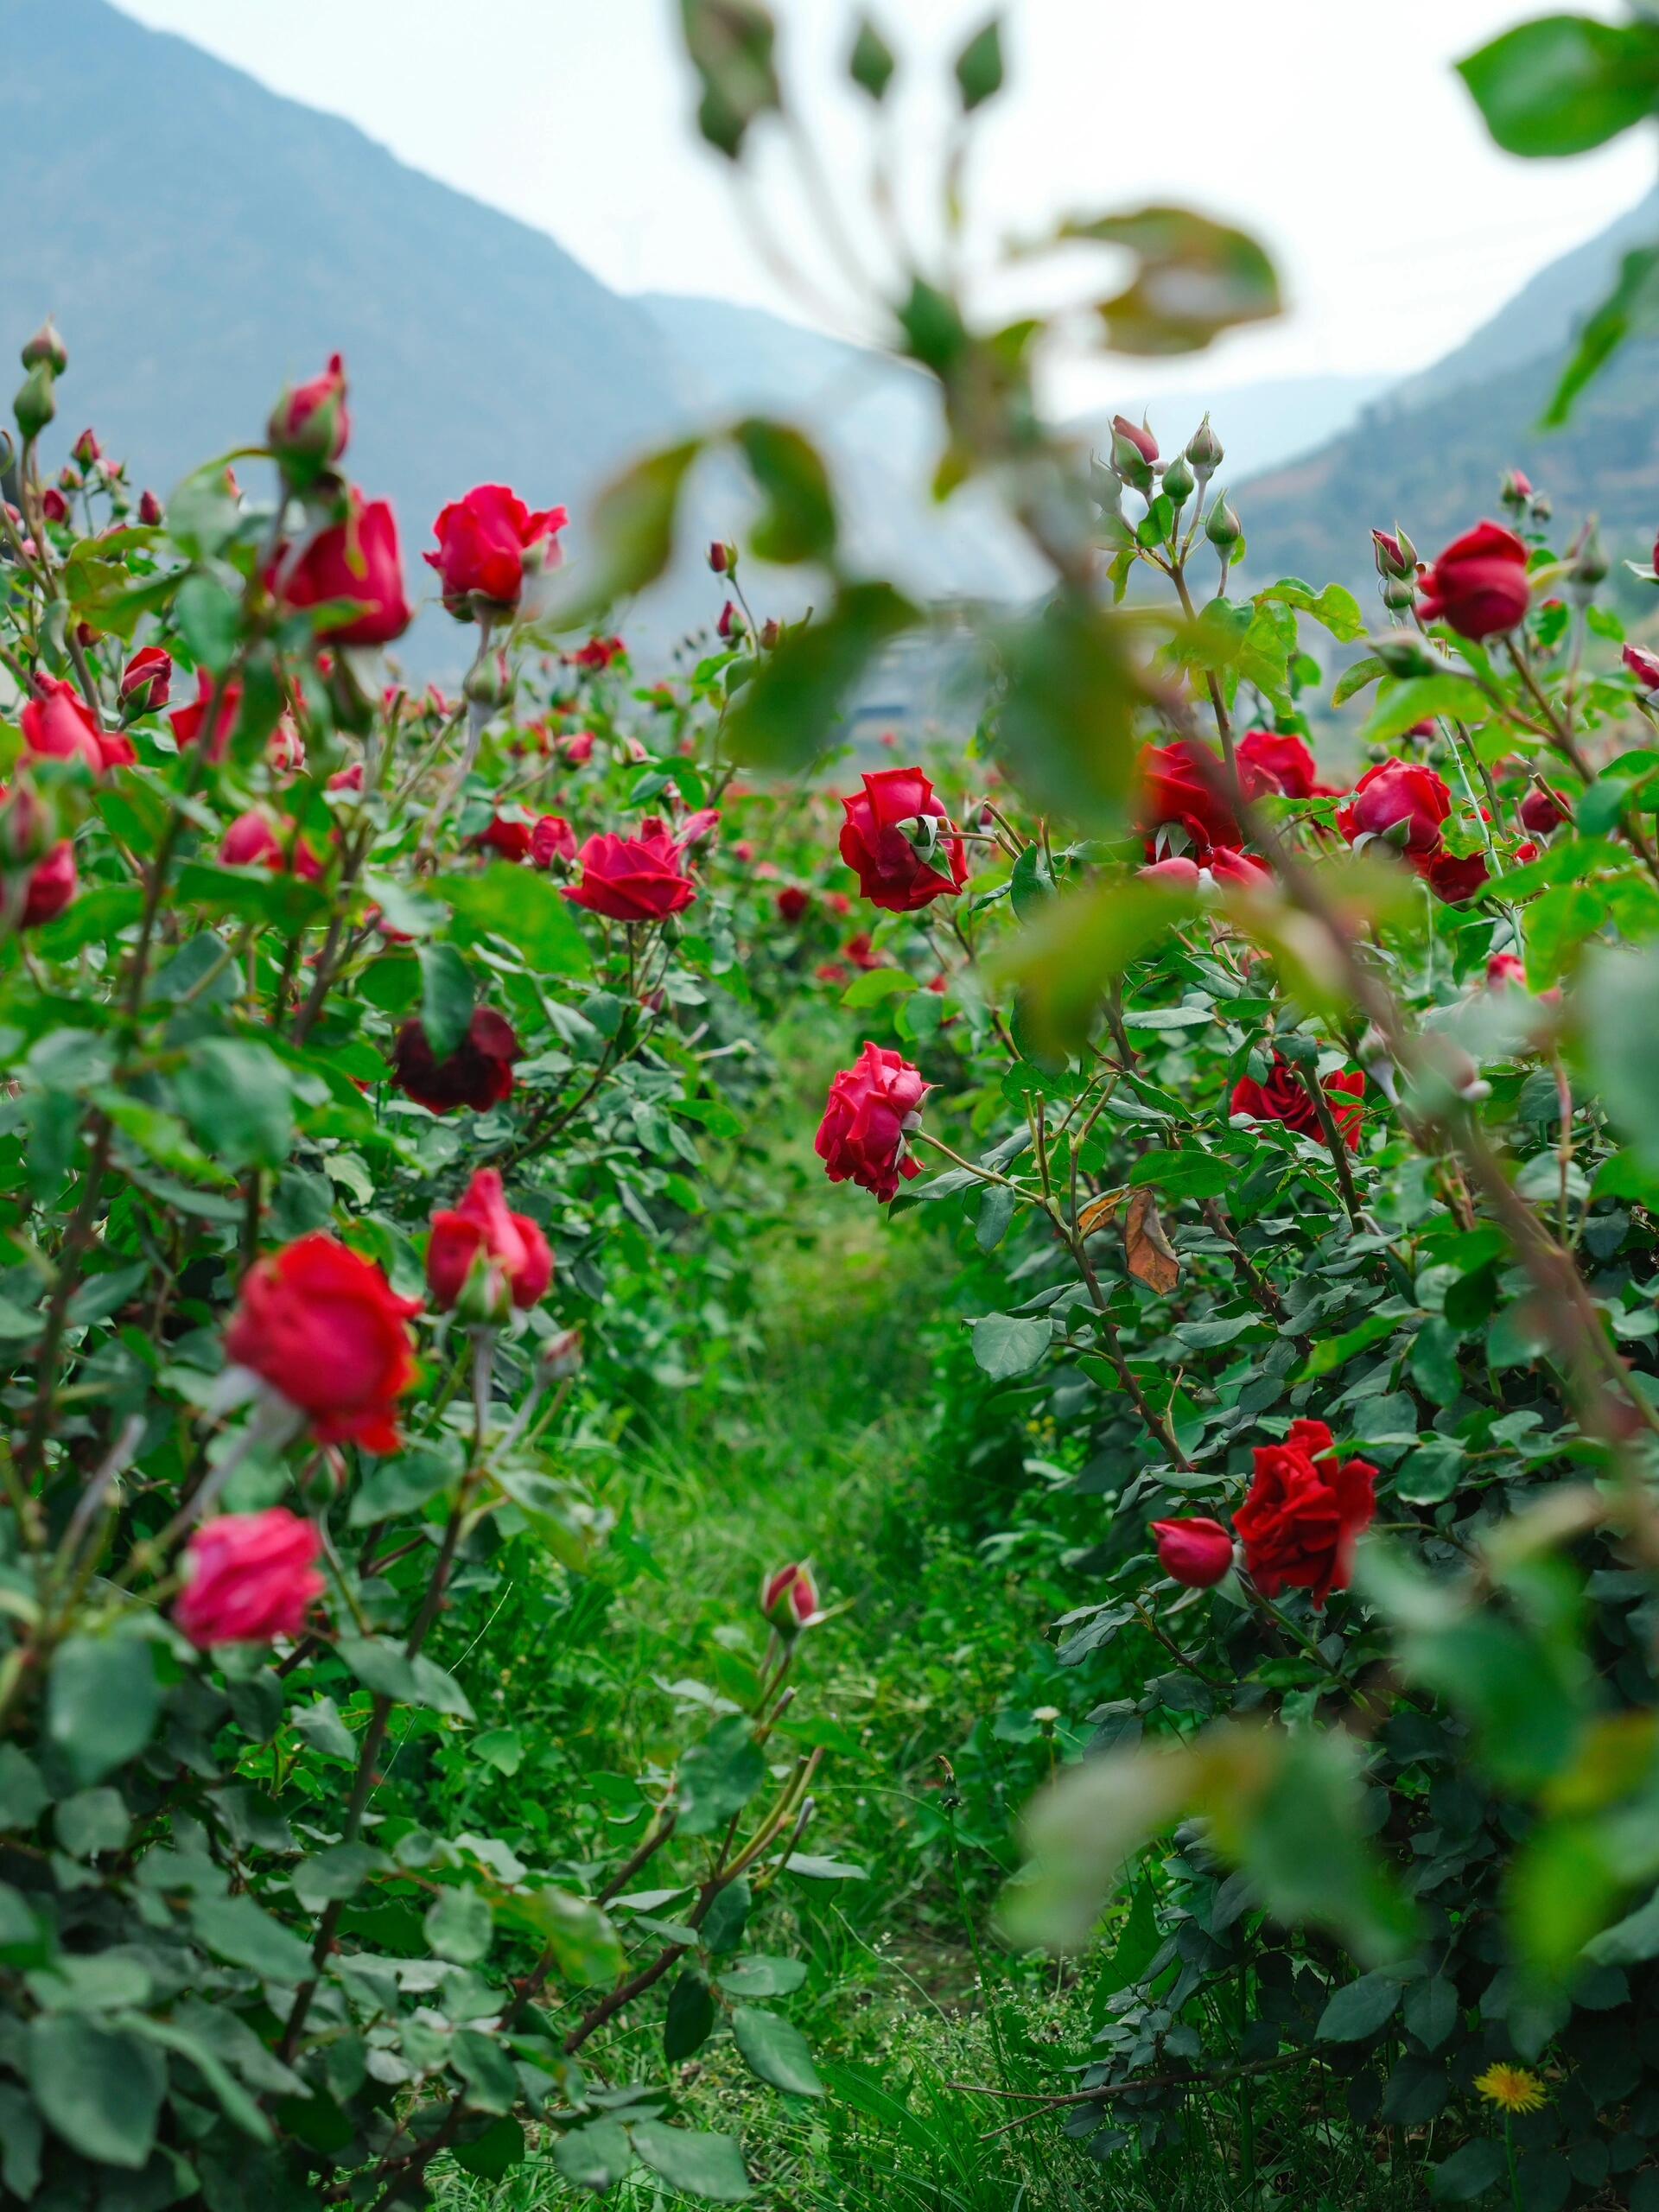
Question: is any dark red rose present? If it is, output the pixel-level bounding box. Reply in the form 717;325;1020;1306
1336;760;1451;859
844;932;881;971
563;825;696;922
17;837;77;928
426;1168;553;1315
1230;1055;1363;1153
426;484;568;618
1417;520;1532;639
1137;739;1241;858
278;492;411;646
1425;850;1491;905
269;352;350;477
1234;1418;1376;1607
816;1041;928;1203
1151;1516;1234;1588
391;1007;521;1115
531;814;577;868
138;489;163;525
838;766;967;912
41;487;67;524
22;677;135;773
776;886;810;924
478;812;535;863
119;645;172;717
1520;784;1570;835
225;1234;420;1453
171;670;243;761
175;1509;326;1648
1238;728;1327;801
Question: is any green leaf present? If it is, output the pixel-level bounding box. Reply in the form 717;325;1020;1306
541;438;703;623
1432;2139;1508;2203
418;943;474;1061
26;2015;167;2169
554;2118;633;2194
47;1633;160;1785
994;879;1195;1058
840;968;915;1008
849;14;896;99
35;882;144;960
678;1717;766;1837
174;860;330;931
954;14;1003;109
507;1887;624;1986
1523;880;1608;984
1046;204;1281;354
1316;1970;1402;2042
734;417;836;565
175;571;243;673
0;2084;41;2200
1458;16;1659;156
473;1726;524;1776
173;1037;296;1170
1294;1308;1400;1382
1543;245;1659;425
191;1893;314;1982
451;2116;525;2182
425;1885;493;1964
970;1313;1051;1379
1089;1882;1160;2026
1582;944;1659;1169
732;2005;823;2097
337;1636;474;1719
664;1968;716;2062
1357;674;1484;747
715;1955;809;1999
1009;842;1057;922
699;1876;753;1955
993;594;1142;830
437;864;593;976
727;582;918;772
452;2027;520;2113
631;2123;753;2202
1257;578;1364;643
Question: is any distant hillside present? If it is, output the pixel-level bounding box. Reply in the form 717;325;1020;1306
1237;196;1659;605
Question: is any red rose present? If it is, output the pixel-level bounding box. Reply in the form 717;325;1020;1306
1487;952;1528;988
574;635;625;671
761;1562;824;1636
1417;520;1532;639
1140;847;1270;892
564;824;696;922
1150;1516;1234;1588
561;730;595;766
815;961;849;987
224;1234;421;1453
119;645;172;717
1425;850;1490;906
171;670;243;761
844;932;881;971
826;891;852;918
269;352;350;476
1626;644;1659;691
1520;784;1570;835
425;483;568;618
278;493;411;646
1230;1054;1363;1153
72;428;102;468
41;487;67;524
175;1509;326;1648
1137;739;1241;858
479;812;535;863
776;886;810;924
838;767;967;913
816;1041;928;1203
427;1168;553;1314
138;489;162;525
1234;1418;1376;1607
391;1006;521;1115
1336;760;1451;859
17;837;77;929
1237;728;1324;801
328;761;366;794
220;810;323;880
22;677;136;773
531;814;577;868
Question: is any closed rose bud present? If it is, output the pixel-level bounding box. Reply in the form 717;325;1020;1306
1185;414;1223;471
709;539;731;574
1150;1516;1234;1588
1109;414;1156;492
21;319;67;374
119;645;172;719
71;428;101;469
138;489;162;525
539;1327;583;1382
1486;952;1528;989
40;487;67;524
1625;644;1659;692
464;649;512;711
427;1168;553;1318
760;616;781;649
15;362;55;442
1205;492;1241;553
1500;467;1533;506
761;1562;823;1637
268;353;350;482
1382;575;1417;612
1520;783;1570;835
1160;452;1195;507
717;599;744;640
1372;527;1415;581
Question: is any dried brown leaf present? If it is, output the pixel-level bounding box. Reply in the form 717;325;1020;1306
1124;1188;1181;1294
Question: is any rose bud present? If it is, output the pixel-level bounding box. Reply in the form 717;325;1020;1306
391;1007;522;1116
224;1234;421;1454
1160;452;1196;507
22;676;136;773
761;1562;825;1638
776;886;810;924
717;599;744;641
427;1168;553;1318
137;489;162;525
1205;493;1242;553
1150;1516;1234;1588
71;428;101;469
1417;520;1531;639
268;352;350;481
1185;414;1223;472
327;760;365;794
219;810;323;879
1625;644;1659;692
1486;952;1528;989
1519;783;1570;836
1109;413;1157;491
14;362;56;443
1568;520;1608;599
531;813;577;868
21;318;67;374
709;540;734;575
760;618;781;648
175;1509;326;1649
40;487;67;524
1500;467;1533;507
276;489;411;646
1371;526;1416;581
540;1327;584;1382
119;645;172;719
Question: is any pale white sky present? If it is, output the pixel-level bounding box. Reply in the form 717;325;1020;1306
111;0;1657;409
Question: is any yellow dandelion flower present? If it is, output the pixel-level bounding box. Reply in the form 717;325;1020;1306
1475;2063;1547;2115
